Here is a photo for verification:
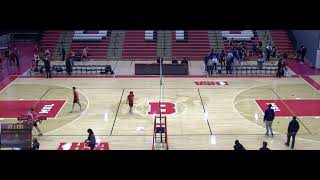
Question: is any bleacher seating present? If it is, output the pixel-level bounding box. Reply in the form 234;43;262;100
36;64;114;75
72;30;109;41
221;30;254;41
172;30;209;60
176;30;186;41
145;30;157;41
70;30;111;60
39;31;62;52
122;30;157;60
213;64;278;75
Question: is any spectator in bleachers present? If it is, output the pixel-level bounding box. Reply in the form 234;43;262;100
34;43;39;53
4;48;9;66
259;141;270;150
181;57;189;64
33;52;40;67
9;48;15;66
0;52;3;70
13;45;19;66
229;38;234;48
81;47;88;61
252;43;257;56
272;46;277;58
172;58;178;64
257;54;264;69
233;140;246;150
266;44;272;62
219;50;226;66
44;48;51;61
237;48;243;65
207;49;214;60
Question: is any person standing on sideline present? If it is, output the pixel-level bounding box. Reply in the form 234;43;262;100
264;104;275;136
206;58;214;75
44;56;52;78
300;45;307;64
285;116;300;149
85;129;96;150
276;59;287;78
259;141;270;150
14;45;19;66
61;47;66;61
126;91;134;113
233;140;246;150
70;87;82;113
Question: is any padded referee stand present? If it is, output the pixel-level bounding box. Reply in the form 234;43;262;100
152;115;169;150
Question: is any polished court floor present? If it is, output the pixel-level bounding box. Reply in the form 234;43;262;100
1;75;320;150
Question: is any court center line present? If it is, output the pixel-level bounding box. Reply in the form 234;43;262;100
197;88;213;135
271;88;312;135
110;88;125;136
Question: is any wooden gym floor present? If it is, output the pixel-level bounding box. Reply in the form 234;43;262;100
1;75;320;150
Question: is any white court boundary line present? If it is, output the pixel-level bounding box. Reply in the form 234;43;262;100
300;75;320;94
232;82;320;143
54;99;68;118
0;75;20;94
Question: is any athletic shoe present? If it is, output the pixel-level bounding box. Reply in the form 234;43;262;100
285;143;289;146
39;133;43;136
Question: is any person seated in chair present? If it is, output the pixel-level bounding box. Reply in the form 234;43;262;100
172;58;178;64
181;57;189;64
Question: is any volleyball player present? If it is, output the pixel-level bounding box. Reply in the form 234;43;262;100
70;87;82;113
126;91;134;113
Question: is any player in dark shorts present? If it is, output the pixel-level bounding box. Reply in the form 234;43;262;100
126;91;134;113
70;87;82;113
28;108;43;136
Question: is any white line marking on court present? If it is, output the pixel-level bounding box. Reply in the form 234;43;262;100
54;99;68;118
0;75;19;94
232;81;320;143
300;75;320;94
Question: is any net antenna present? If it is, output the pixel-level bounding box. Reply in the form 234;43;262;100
159;57;163;119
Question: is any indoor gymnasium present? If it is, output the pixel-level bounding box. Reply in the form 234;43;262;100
1;30;320;150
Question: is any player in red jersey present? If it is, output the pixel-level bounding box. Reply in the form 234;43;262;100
126;91;134;113
70;87;82;113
